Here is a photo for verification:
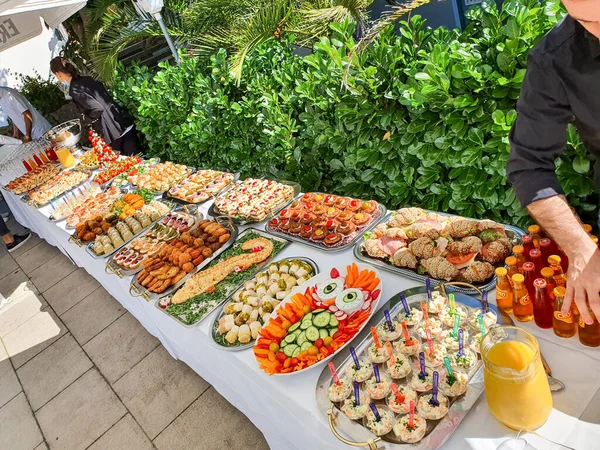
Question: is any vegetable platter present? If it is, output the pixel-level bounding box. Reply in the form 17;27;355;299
156;228;290;327
105;204;203;278
253;262;382;376
355;207;524;294
211;257;319;351
265;192;387;252
208;178;300;225
315;283;498;448
163;169;238;205
130;218;239;301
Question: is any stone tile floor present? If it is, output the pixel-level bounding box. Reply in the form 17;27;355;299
0;224;270;450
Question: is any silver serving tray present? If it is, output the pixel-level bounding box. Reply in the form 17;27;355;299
155;228;291;328
92;157;159;189
207;178;301;225
353;212;525;294
104;205;201;277
129;218;239;302
316;285;498;449
25;172;91;208
125;165;195;197
106;157;161;189
209;256;320;351
162;171;240;205
81;199;176;259
264;194;388;252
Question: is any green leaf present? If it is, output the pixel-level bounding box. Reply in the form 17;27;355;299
415;72;431;80
573;156;590;174
491;110;506;126
329;158;345;170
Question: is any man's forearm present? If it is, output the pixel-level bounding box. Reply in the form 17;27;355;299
527;195;596;259
23;110;33;138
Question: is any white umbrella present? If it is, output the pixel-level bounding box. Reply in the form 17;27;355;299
0;0;86;51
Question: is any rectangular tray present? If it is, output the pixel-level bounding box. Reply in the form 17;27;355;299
104;205;203;277
315;285;497;449
353;211;525;294
207;178;301;225
264;193;388;252
209;256;320;351
96;157;160;189
129;218;239;302
84;200;177;259
25;172;91;208
154;228;292;328
126;164;196;197
162;171;239;206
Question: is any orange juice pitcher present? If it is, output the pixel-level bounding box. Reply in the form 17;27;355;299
482;326;552;431
55;147;75;169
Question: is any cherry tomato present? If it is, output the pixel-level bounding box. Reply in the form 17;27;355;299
281;320;291;330
314;338;324;349
289;314;299;324
269;343;279;353
323;336;333;346
290;357;299;367
308;346;319;356
275;351;287;363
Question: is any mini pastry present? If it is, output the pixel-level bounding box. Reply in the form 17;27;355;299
335;196;349;208
353;212;371;226
300;225;313;239
324;233;342;246
311;228;326;240
301;192;315;202
324;207;340;219
325;219;340;231
323;194;338;206
278;209;291;219
289;210;302;221
338;221;356;235
301;212;316;224
313;204;327;215
346;199;363;212
289;221;302;234
279;218;291;231
312;218;327;228
337;210;354;222
361;200;378;214
269;218;279;229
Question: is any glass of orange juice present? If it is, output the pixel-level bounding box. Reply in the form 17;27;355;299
481;326;552;431
55;147;75;169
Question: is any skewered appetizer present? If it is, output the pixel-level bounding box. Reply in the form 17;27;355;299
92;156;143;185
213;178;295;222
266;192;382;249
216;259;315;346
128;161;191;192
61;186;121;227
168;170;234;203
4;163;60;194
137;220;231;294
362;207;512;284
28;170;89;206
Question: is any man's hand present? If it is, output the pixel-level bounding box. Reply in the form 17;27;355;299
562;241;600;325
22;135;31;143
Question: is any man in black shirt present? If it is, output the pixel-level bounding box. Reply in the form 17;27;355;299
507;4;600;325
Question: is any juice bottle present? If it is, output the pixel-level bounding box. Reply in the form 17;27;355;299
505;257;519;286
557;247;569;272
582;224;593;234
521;234;534;258
578;311;600;347
28;158;38;170
22;160;32;172
528;225;542;248
539;238;556;265
39;151;49;164
33;154;43;166
540;267;556;301
591;235;599;247
552;287;576;338
532;279;553;329
482;327;552;431
513;245;526;272
548;255;566;287
512;274;533;322
46;147;58;161
522;262;536;302
495;267;513;314
528;249;543;279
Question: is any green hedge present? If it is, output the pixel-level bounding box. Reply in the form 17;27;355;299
112;0;597;230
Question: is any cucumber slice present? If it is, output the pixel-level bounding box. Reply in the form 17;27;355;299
300;342;312;352
292;347;301;357
296;331;307;346
284;333;297;344
329;316;339;327
313;311;331;328
312;308;326;313
319;329;329;340
288;321;301;333
302;313;314;323
300;320;312;330
283;344;298;357
329;327;338;337
306;326;319;342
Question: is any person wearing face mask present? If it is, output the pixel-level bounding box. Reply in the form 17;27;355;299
49;57;141;156
0;87;51;143
507;2;600;327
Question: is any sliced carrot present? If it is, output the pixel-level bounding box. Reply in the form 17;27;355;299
366;278;380;292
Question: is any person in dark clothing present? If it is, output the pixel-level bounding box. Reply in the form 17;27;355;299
49;58;142;156
507;3;600;325
0;216;30;252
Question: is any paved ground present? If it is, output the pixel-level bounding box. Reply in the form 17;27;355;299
0;219;270;450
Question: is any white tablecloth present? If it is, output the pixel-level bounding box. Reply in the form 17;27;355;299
4;189;600;450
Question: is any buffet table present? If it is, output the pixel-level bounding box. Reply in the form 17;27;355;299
4;189;600;450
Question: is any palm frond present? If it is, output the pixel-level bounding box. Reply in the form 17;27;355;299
343;0;431;85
